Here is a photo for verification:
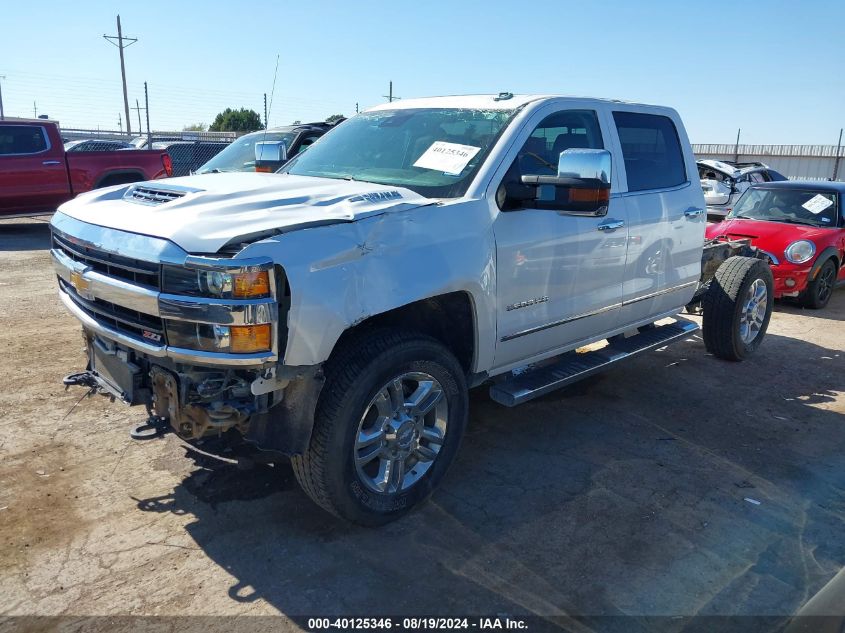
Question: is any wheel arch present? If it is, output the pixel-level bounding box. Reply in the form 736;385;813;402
810;247;840;278
93;169;145;189
332;291;478;376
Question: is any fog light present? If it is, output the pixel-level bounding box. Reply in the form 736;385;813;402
784;278;796;288
230;324;272;353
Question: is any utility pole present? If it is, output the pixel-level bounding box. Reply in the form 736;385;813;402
144;81;151;147
33;101;37;118
383;81;400;103
355;102;359;114
0;76;5;120
264;93;268;129
733;128;741;163
833;128;843;182
132;98;144;136
118;113;122;133
104;15;138;136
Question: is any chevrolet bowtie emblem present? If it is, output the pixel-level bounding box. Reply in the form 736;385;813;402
69;270;91;296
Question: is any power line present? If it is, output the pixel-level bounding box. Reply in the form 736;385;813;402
103;15;137;135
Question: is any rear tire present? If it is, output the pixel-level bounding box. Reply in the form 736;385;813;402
800;259;837;310
291;328;468;526
702;256;774;361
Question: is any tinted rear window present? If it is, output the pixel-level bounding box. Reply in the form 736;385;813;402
613;112;686;191
0;125;48;155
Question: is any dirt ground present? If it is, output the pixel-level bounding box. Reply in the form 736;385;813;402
1;217;843;629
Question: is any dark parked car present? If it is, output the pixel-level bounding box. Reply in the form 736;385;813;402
153;141;230;177
195;121;343;174
64;139;135;152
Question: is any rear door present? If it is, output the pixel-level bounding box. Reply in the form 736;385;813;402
492;103;628;369
610;109;705;326
0;124;69;216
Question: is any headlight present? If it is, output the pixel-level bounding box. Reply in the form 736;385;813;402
784;240;816;264
162;266;271;299
165;321;272;354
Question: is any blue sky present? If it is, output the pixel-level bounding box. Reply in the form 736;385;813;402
1;0;842;144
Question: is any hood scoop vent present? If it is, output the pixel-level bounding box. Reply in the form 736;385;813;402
126;186;188;206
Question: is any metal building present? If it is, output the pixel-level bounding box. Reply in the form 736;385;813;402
693;144;843;181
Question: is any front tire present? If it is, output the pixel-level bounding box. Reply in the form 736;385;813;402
800;259;837;309
702;256;774;361
291;329;468;526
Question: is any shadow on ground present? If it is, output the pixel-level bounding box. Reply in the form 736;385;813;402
0;221;52;252
133;329;845;629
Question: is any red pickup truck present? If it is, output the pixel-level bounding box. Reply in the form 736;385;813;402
0;119;172;218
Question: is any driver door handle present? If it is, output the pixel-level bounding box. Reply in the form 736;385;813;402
42;160;62;166
684;208;705;218
597;220;624;231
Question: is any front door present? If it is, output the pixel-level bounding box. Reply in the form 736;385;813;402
0;124;68;216
492;107;627;369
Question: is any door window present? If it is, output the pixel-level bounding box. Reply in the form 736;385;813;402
0;125;49;155
516;110;603;176
612;112;686;191
297;134;321;154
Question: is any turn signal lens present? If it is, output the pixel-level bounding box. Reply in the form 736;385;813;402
569;187;609;204
229;324;272;353
233;271;271;298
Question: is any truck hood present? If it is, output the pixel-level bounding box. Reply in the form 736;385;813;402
706;218;833;257
57;172;437;253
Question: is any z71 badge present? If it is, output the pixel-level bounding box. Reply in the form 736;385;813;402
506;296;550;311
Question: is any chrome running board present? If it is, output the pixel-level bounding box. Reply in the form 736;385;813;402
489;318;700;407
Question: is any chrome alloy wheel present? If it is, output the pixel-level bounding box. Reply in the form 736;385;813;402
354;372;448;494
739;278;768;344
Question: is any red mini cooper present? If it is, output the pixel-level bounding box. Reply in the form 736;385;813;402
706;181;845;309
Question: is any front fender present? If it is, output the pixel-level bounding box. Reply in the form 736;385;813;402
810;246;841;278
239;201;497;372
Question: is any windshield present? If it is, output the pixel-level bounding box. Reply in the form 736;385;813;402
282;108;516;198
728;188;839;227
196;131;296;173
729;187;840;228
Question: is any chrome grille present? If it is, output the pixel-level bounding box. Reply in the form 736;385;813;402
58;279;165;344
128;186;186;205
52;231;160;290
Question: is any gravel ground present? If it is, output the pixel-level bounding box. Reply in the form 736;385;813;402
0;217;843;630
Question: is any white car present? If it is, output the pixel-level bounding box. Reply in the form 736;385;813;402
698;159;788;219
51;95;774;524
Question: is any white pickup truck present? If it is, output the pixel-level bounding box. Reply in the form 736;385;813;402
51;94;774;524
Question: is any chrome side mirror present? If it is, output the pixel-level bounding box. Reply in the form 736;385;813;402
514;148;612;215
254;141;287;163
557;148;611;184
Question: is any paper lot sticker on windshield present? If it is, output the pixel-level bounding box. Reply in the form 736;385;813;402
413;141;481;175
802;194;834;214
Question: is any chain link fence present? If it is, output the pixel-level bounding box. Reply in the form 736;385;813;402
60;128;242;176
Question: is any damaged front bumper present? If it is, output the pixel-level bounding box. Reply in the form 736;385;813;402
50;213;322;456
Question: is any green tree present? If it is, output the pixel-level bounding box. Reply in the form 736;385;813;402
182;123;206;131
326;114;345;124
209;108;263;132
